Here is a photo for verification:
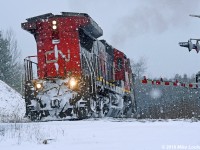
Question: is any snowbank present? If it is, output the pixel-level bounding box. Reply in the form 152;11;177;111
0;80;25;122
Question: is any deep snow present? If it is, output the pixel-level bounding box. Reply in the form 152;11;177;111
0;119;200;150
0;80;25;122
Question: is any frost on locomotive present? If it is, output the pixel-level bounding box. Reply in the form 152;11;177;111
22;12;136;120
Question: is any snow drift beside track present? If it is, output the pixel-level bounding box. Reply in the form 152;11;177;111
0;80;25;122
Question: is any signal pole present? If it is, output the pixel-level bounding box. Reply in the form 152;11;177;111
179;15;200;84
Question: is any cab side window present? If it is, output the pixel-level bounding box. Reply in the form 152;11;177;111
117;58;123;71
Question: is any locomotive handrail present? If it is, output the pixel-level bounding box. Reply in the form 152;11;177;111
24;56;38;82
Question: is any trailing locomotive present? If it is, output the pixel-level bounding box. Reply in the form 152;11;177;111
22;12;136;120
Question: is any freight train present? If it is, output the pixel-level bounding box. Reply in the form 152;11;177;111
22;12;136;120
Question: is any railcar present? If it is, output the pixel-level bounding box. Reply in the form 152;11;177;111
22;12;136;120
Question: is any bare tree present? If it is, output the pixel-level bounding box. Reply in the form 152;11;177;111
5;29;21;68
131;57;147;79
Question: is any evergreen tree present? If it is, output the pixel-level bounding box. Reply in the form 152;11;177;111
0;30;22;93
0;32;12;83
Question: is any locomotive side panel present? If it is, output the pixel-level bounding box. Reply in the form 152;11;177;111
36;17;90;79
114;49;133;93
100;40;114;83
114;49;125;85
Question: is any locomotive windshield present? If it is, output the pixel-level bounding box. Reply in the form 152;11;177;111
79;29;94;52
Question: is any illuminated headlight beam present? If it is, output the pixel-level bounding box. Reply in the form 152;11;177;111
69;78;77;89
52;20;57;25
52;25;57;30
35;83;43;90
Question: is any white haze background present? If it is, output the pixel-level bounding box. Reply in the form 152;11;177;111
1;0;200;78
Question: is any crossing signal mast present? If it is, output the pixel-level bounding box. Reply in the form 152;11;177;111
179;14;200;84
179;14;200;53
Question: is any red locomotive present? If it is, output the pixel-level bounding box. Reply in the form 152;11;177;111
22;12;136;120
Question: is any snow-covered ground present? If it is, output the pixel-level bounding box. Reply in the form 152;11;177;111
0;80;25;122
0;80;199;150
0;119;200;150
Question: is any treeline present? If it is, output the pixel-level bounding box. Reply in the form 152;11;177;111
160;73;196;84
132;58;200;119
0;30;22;93
135;80;200;119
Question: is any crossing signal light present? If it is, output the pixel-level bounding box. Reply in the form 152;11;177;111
188;40;193;52
179;39;200;53
195;41;200;53
179;14;200;54
179;40;193;52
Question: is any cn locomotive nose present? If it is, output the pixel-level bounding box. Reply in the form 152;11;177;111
22;12;135;120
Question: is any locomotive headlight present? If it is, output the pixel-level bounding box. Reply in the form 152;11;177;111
69;78;77;89
34;81;43;91
52;25;57;30
52;20;57;25
36;83;42;89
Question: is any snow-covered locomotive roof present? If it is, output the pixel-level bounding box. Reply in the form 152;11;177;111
24;12;103;39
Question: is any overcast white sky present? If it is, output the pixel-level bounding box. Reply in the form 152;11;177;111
1;0;200;78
